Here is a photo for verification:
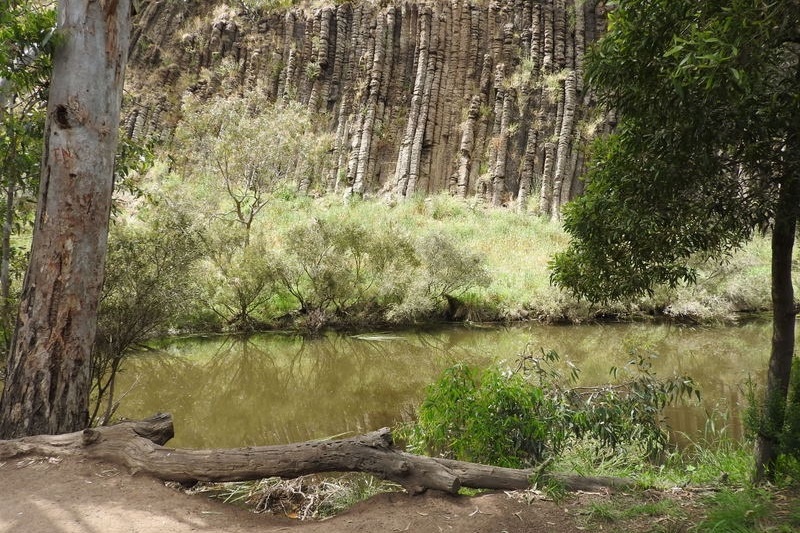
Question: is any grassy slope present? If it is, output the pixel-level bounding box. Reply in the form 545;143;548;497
258;192;776;326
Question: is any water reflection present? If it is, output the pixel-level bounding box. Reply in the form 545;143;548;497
117;322;772;449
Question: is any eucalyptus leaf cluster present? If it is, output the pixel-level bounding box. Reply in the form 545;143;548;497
550;0;798;301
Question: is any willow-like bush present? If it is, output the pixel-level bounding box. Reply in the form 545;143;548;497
401;349;699;469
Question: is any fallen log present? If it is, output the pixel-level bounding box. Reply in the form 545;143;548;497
0;413;631;494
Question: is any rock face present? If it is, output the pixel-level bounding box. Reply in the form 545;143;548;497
125;0;612;214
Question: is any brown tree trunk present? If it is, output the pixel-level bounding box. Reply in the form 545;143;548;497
754;170;800;483
0;413;633;495
0;0;131;438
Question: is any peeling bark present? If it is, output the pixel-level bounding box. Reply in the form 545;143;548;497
0;0;131;438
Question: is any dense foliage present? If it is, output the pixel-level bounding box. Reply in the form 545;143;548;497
91;205;202;424
402;349;698;469
551;0;798;300
0;1;56;347
549;0;800;481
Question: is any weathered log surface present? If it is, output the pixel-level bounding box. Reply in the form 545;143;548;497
0;413;631;495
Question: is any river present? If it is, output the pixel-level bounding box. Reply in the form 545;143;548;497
115;321;772;449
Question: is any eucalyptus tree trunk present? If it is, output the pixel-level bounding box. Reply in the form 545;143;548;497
0;0;130;439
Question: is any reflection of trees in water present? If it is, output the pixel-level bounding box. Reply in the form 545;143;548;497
118;323;771;448
118;332;464;448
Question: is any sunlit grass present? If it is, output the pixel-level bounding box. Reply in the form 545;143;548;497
144;176;780;327
552;411;754;490
250;192;777;324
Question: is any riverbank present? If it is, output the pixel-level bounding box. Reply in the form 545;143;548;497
116;193;776;337
0;454;630;532
4;451;800;532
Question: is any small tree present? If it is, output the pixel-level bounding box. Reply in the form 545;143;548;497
92;205;201;424
196;221;274;331
174;94;332;243
550;0;799;482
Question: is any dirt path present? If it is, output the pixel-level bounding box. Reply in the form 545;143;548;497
0;455;599;533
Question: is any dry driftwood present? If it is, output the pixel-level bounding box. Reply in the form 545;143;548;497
0;413;630;494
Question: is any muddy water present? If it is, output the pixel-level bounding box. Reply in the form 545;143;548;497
116;321;772;449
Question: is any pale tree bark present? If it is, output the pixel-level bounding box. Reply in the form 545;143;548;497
0;0;131;439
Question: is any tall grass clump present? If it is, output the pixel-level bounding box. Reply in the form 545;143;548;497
695;489;772;532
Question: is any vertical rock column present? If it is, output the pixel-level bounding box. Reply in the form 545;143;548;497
455;95;481;198
393;6;431;197
550;70;577;220
352;11;388;195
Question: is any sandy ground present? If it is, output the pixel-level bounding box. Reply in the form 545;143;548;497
0;455;599;533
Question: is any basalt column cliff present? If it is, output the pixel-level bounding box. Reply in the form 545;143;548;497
125;1;612;215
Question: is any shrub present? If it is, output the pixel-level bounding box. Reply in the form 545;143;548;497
197;225;276;331
403;364;560;468
271;216;417;325
386;231;490;323
401;348;699;469
93;205;203;423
